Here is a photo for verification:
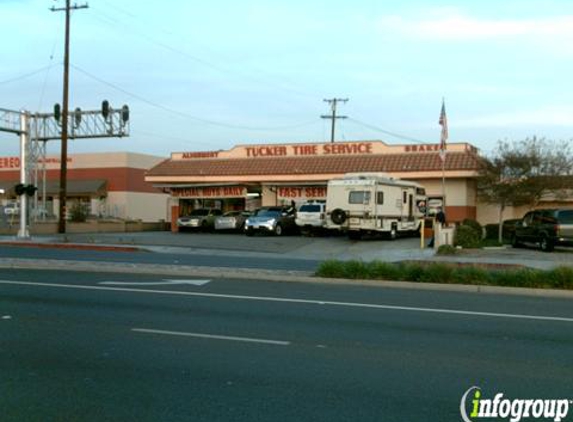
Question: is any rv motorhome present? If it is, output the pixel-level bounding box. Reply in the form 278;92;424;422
325;173;427;240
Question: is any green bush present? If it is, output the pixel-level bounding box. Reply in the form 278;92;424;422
541;267;573;289
419;263;455;283
315;260;573;290
462;219;483;239
485;224;500;240
455;225;481;248
367;261;403;280
453;266;490;285
343;260;370;279
398;262;425;282
69;202;88;223
315;260;347;278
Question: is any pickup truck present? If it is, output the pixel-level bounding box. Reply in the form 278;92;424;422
512;208;573;252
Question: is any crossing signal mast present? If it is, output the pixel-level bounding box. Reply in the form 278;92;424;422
0;103;130;238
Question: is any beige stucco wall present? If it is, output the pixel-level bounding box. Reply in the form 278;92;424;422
261;185;278;207
106;191;169;222
410;178;472;206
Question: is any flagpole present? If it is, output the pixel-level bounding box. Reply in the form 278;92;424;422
441;149;446;209
439;98;448;212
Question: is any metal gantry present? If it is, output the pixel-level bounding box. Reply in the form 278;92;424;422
0;105;130;238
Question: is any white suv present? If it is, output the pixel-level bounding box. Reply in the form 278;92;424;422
295;201;326;235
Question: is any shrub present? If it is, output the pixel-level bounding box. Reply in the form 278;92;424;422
398;262;425;282
462;219;483;239
69;202;88;223
542;267;573;289
485;224;499;240
453;266;490;285
367;261;403;280
316;260;347;278
419;263;454;283
316;260;573;291
343;260;370;279
455;225;481;248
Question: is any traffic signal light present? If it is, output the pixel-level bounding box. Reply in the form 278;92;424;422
14;183;37;196
54;103;61;121
14;183;25;196
121;105;129;122
74;107;82;127
25;184;37;197
102;100;110;120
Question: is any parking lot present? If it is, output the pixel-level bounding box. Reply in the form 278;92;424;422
20;229;573;269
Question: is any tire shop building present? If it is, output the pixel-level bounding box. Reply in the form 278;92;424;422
0;151;169;222
145;140;483;232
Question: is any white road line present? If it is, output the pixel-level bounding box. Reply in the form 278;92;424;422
1;279;573;323
99;279;211;286
132;328;290;346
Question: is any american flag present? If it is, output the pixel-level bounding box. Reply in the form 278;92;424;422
439;100;448;162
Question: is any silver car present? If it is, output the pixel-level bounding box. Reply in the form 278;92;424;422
214;210;251;231
177;208;223;232
244;207;297;236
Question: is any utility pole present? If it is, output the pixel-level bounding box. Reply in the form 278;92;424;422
321;98;348;143
51;0;88;234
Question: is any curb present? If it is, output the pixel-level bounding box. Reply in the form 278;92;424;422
1;258;573;299
0;241;142;253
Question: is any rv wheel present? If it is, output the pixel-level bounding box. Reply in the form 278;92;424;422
331;208;347;225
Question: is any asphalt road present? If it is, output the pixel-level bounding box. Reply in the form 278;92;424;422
0;245;320;272
2;269;573;421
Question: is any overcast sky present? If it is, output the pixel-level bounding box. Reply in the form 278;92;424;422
1;0;572;158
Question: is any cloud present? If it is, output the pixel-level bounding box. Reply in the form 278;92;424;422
456;107;573;128
377;11;573;41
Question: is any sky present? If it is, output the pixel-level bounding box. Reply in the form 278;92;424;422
1;0;573;158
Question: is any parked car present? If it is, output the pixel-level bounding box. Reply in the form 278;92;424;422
214;210;251;231
177;208;223;232
295;201;327;235
244;206;297;236
511;209;573;252
4;202;19;216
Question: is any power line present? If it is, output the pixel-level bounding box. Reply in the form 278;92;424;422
347;117;430;144
87;7;324;100
70;64;319;132
0;65;57;86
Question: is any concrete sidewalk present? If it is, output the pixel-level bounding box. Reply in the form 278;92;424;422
1;231;572;270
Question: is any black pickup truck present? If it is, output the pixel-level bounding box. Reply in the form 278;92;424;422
512;208;573;252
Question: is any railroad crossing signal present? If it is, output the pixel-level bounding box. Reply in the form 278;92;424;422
0;102;130;238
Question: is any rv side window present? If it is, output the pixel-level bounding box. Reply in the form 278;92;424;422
403;191;407;204
377;192;384;205
416;187;426;196
349;191;370;205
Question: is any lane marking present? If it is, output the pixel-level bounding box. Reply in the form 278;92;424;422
132;328;290;346
1;279;573;323
99;279;211;286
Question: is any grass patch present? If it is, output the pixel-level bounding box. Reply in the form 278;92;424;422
315;260;573;290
